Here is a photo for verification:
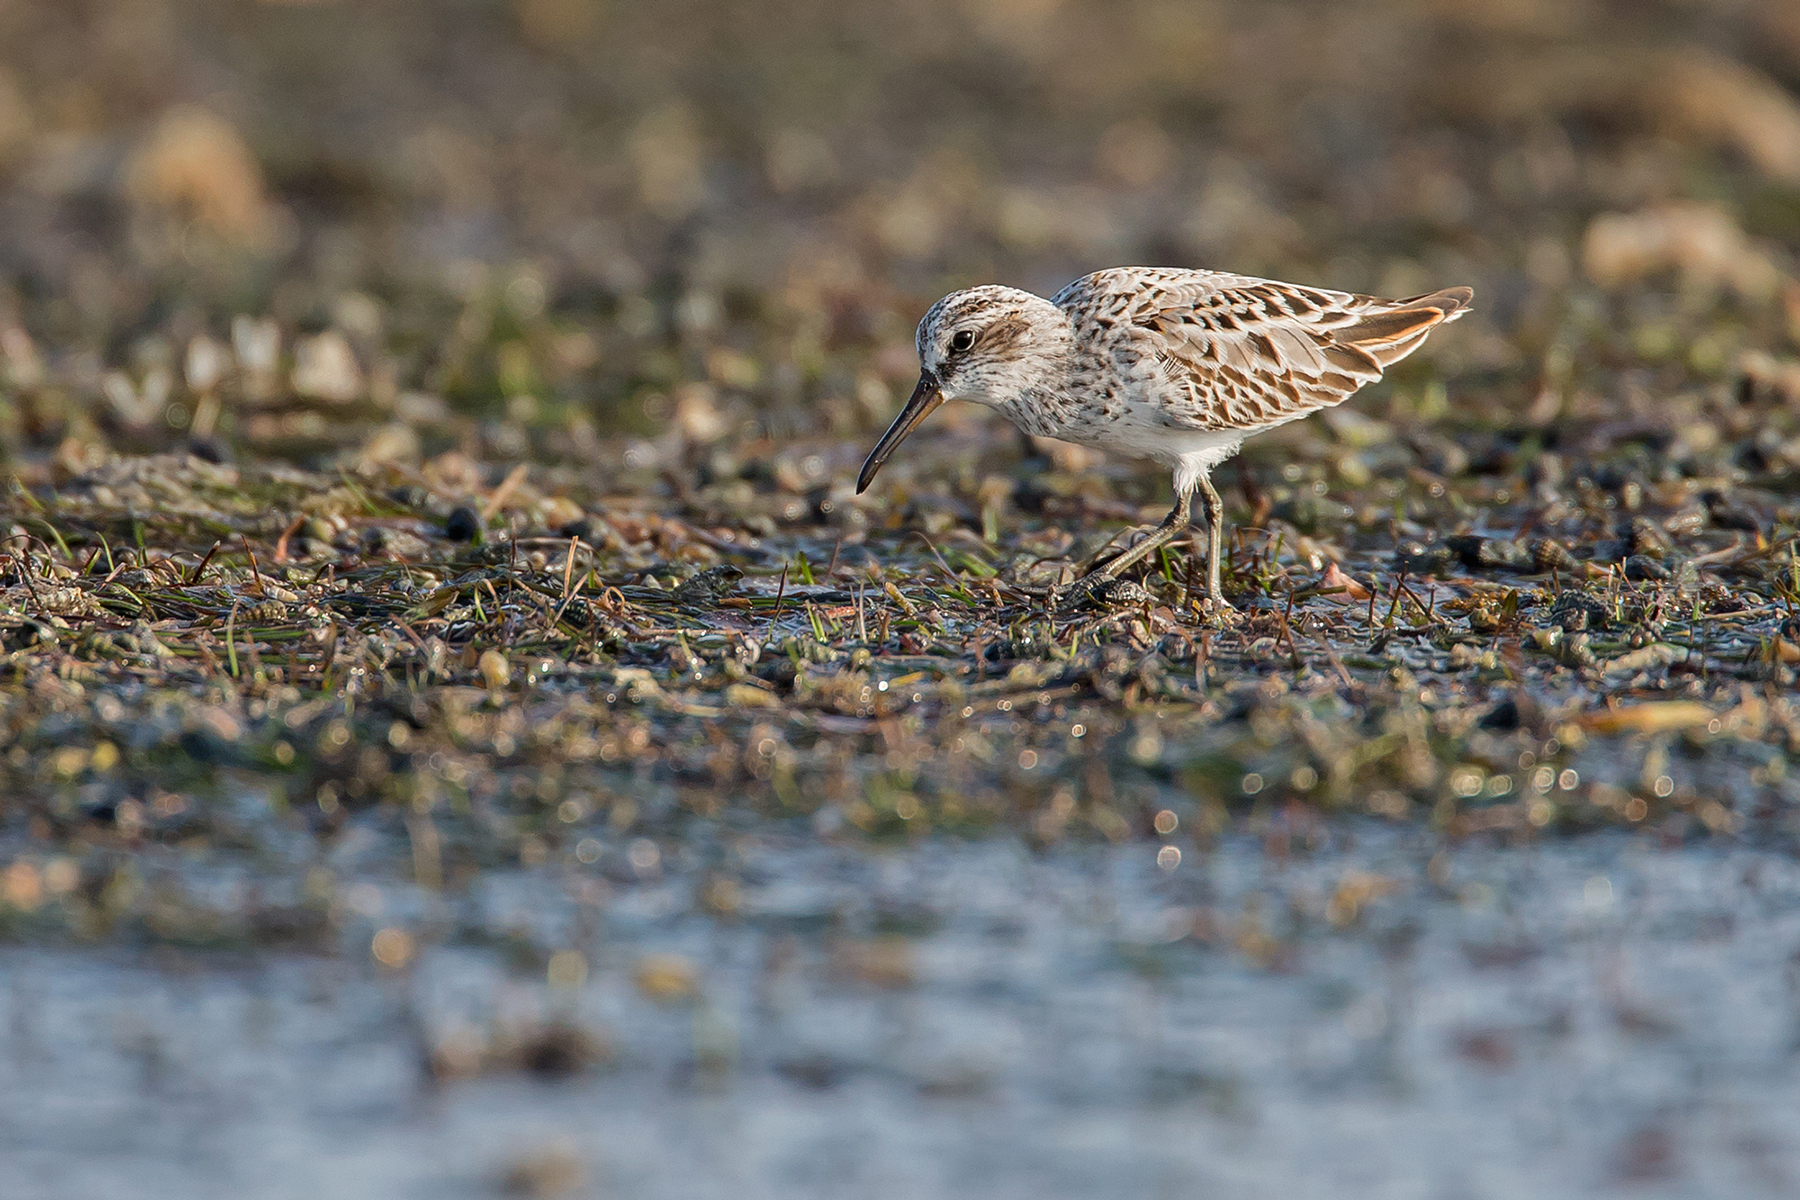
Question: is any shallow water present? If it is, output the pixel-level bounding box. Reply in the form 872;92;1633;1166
5;829;1799;1200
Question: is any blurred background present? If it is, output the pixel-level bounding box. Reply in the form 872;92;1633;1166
1;0;1797;464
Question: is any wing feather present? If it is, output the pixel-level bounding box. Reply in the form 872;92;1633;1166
1058;269;1471;433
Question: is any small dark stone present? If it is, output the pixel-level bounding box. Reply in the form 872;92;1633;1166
186;437;230;464
1702;490;1761;533
1393;541;1455;575
518;1023;602;1076
179;728;228;763
444;505;481;542
1735;442;1772;474
1442;534;1485;567
1622;555;1669;581
1478;697;1521;730
1585;463;1631;491
1446;534;1533;572
388;485;430;510
558;518;593;541
1012;476;1053;514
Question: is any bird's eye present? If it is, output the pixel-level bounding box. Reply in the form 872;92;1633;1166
949;329;975;353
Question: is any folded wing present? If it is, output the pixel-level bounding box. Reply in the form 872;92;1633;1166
1061;268;1472;432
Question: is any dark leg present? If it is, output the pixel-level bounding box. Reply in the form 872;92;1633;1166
1197;472;1233;608
1056;488;1193;611
1082;488;1193;582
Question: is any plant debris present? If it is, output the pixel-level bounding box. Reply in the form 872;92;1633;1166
0;0;1795;954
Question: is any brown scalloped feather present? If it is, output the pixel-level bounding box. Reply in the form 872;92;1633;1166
1056;268;1474;433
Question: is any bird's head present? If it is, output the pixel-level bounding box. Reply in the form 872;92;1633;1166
857;285;1068;493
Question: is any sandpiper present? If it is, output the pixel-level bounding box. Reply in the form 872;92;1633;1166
857;267;1472;613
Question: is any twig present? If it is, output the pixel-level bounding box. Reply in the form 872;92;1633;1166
273;516;305;564
241;534;266;596
550;568;590;628
769;563;789;627
190;540;222;585
562;536;580;601
225;598;241;678
906;530;961;583
481;462;530;523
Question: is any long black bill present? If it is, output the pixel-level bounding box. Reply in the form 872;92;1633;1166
856;373;944;494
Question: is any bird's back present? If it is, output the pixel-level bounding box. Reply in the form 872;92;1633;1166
1054;267;1471;437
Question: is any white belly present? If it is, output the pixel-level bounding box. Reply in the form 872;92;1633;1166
1074;421;1245;471
1038;400;1316;497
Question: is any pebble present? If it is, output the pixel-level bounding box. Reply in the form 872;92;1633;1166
445;506;481;541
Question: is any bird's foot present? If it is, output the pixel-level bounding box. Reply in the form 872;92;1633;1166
1193;595;1241;626
1055;574;1149;613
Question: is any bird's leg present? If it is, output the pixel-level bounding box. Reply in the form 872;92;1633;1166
1197;472;1234;611
1058;487;1193;612
1077;514;1163;575
1082;489;1192;582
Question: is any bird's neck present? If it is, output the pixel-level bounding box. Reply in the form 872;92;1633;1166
997;312;1090;436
